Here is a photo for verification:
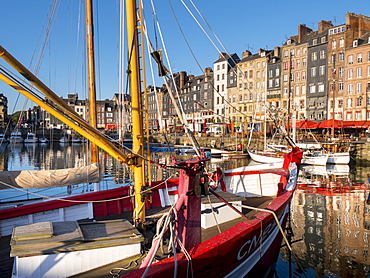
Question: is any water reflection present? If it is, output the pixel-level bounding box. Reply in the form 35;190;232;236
0;143;251;202
279;164;370;278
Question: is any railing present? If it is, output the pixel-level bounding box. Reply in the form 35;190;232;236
267;94;281;99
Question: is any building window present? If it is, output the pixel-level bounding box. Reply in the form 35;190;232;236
318;84;325;92
283;62;288;70
332;40;337;49
368;66;370;76
348;69;353;79
356;97;363;106
268;79;273;88
311;67;317;77
339;38;344;48
339;67;344;78
222;63;225;69
320;36;326;43
339;53;344;61
320;50;326;59
222;73;225;80
348;55;353;65
275;79;280;86
312;52;317;61
313;39;318;45
356;83;362;94
348;84;353;94
357;67;362;78
332;54;336;63
296;72;300;81
319;65;325;76
284;50;289;58
309;84;316;93
358;53;363;63
339;83;344;90
276;68;280;76
302;58;307;67
347;98;352;108
302;71;306;80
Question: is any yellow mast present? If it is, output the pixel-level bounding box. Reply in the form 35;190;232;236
86;0;99;164
126;0;146;229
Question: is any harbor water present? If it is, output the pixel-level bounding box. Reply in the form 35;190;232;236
1;142;370;277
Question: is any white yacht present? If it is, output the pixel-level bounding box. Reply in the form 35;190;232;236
9;131;24;144
23;132;38;143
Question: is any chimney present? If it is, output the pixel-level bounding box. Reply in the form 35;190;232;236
298;24;312;43
219;52;228;59
274;46;280;57
318;20;333;33
179;71;187;88
204;67;213;75
242;50;252;58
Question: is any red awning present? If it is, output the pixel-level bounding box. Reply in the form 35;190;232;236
343;120;370;128
295;120;318;129
315;119;346;128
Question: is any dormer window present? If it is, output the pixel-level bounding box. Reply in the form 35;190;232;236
353;39;358;47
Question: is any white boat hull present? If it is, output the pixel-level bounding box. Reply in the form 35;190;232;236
247;150;284;164
301;153;328;166
327;152;350;164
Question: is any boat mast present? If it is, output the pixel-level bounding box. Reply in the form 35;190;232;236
86;0;99;166
126;0;146;230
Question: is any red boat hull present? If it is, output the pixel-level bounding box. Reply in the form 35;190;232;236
122;190;293;278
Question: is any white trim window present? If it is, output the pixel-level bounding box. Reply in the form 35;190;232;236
311;67;317;77
348;83;353;94
357;67;362;78
319;65;325;76
309;84;316;93
356;83;362;94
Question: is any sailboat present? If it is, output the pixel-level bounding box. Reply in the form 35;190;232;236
0;1;303;277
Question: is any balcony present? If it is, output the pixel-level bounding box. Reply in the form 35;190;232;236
267;94;281;99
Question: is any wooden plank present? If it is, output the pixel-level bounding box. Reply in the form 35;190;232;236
10;220;144;257
12;221;53;241
79;220;141;241
11;221;83;247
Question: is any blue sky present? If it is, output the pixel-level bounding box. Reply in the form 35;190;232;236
0;0;368;113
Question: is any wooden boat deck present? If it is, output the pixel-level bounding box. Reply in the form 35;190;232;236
0;193;275;278
72;194;275;278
